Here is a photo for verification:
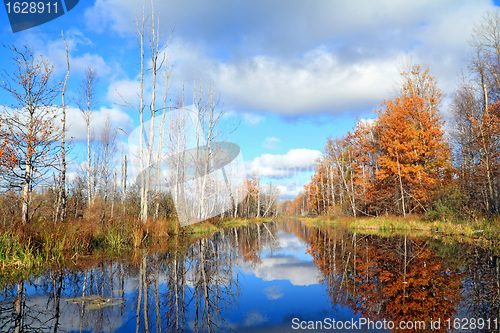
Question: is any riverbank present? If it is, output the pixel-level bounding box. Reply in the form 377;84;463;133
0;217;264;285
300;215;500;242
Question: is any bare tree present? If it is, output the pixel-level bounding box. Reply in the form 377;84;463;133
121;1;170;224
154;62;172;219
96;117;117;215
54;31;70;223
190;80;235;222
121;153;127;215
167;97;188;231
78;67;99;208
449;10;500;215
470;10;500;97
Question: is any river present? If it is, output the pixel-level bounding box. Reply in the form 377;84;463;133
1;219;499;332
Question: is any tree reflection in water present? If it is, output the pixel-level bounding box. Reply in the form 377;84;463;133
454;244;500;328
306;224;500;333
0;221;499;332
0;223;279;333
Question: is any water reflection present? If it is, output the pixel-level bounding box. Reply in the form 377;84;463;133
308;229;462;332
1;220;499;332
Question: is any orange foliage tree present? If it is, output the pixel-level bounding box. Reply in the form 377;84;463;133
241;176;260;217
301;65;452;217
0;44;61;224
362;65;452;215
290;192;308;216
369;93;452;215
304;164;329;215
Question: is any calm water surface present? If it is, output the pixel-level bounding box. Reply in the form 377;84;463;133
1;220;499;332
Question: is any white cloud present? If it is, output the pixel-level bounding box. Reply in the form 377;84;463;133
166;41;401;115
248;148;322;178
262;137;280;150
19;28;114;78
244;311;268;327
65;106;132;141
278;232;308;253
275;180;305;200
83;0;136;36
83;0;490;55
106;71;172;112
245;254;320;286
263;285;283;300
106;78;142;106
0;104;131;144
242;112;265;125
217;52;401;115
82;0;495;116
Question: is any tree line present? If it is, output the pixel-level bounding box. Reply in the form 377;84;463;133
0;3;280;228
284;11;500;220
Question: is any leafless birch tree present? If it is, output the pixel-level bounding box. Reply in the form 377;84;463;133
54;32;70;223
78;67;98;208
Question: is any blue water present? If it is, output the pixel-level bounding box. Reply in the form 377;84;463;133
2;220;497;332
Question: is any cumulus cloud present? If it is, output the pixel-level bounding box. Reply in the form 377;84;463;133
244;311;268;327
0;104;131;143
82;0;494;116
278;232;308;253
65;106;132;141
221;52;400;114
247;149;322;178
18;28;114;78
167;41;401;115
274;180;305;199
246;254;320;286
106;78;142;106
83;0;489;56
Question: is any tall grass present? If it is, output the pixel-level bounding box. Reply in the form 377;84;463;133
0;232;42;284
0;216;261;285
302;214;500;241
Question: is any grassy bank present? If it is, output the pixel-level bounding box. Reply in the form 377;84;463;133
0;217;262;285
300;215;500;241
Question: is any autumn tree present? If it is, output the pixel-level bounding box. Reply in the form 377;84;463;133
302;65;451;217
242;176;260;217
304;163;330;215
0;44;61;224
450;11;500;215
305;135;362;217
451;82;500;214
372;91;452;214
295;192;309;216
351;65;451;216
348;235;461;332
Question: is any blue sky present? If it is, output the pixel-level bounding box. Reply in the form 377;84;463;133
1;0;499;198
